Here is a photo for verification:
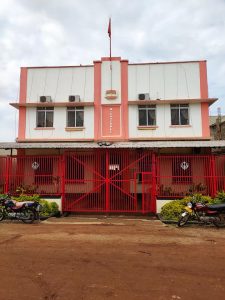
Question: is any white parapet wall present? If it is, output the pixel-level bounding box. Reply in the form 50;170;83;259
41;197;174;214
156;199;173;214
42;198;173;214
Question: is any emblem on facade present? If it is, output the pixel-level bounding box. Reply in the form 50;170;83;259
180;161;189;170
32;162;39;170
105;89;117;100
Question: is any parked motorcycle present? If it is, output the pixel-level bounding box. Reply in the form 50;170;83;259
178;200;225;227
0;194;42;224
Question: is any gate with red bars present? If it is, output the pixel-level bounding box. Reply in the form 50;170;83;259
1;152;225;214
63;150;156;213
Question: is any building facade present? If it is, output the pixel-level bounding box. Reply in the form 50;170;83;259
12;57;216;142
1;56;224;214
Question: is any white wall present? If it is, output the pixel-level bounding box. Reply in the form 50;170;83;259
128;62;200;100
129;103;202;138
27;66;94;102
101;61;121;104
156;199;173;214
25;107;94;139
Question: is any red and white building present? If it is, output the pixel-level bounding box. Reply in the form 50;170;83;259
1;56;225;214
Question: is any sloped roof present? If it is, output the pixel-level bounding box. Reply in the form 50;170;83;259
1;141;225;149
209;115;225;126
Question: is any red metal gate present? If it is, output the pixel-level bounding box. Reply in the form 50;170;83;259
3;152;225;214
215;155;225;193
0;157;7;194
63;150;156;213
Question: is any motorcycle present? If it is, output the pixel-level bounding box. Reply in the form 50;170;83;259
177;200;225;227
0;194;42;224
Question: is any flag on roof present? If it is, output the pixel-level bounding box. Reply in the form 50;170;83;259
108;18;111;38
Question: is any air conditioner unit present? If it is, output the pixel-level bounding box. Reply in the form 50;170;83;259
69;95;80;102
68;95;75;102
46;96;52;102
74;95;81;102
40;96;52;103
138;93;150;100
40;96;46;103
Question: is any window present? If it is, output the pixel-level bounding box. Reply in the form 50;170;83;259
67;107;84;127
138;105;156;126
172;157;192;183
36;107;54;127
171;104;189;125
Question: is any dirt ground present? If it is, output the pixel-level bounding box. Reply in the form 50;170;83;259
0;217;224;300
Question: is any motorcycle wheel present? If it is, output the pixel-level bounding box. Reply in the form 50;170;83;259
0;208;5;221
213;215;225;228
177;212;190;227
21;209;35;224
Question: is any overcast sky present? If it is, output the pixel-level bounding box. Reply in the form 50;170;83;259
0;0;225;141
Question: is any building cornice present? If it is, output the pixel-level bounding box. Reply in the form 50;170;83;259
128;98;217;105
10;102;94;109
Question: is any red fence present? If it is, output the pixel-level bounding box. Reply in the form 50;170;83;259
156;155;217;198
215;155;225;193
0;157;7;194
1;155;62;196
1;152;225;213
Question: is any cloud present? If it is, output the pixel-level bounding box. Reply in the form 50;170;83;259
0;0;225;141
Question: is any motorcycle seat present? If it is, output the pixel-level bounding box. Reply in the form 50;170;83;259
14;202;26;209
208;204;225;211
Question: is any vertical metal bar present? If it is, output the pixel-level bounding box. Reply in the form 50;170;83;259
4;156;11;194
134;171;137;211
105;150;109;212
151;152;156;213
142;171;145;214
61;153;66;212
210;155;217;197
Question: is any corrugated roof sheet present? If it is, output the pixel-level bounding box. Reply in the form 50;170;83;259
209;116;225;126
1;141;225;149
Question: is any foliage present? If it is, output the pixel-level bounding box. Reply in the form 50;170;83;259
16;185;37;195
50;202;60;215
39;200;52;216
188;183;207;194
160;194;214;221
37;200;59;217
160;200;185;221
214;191;225;204
13;194;41;202
182;194;214;204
